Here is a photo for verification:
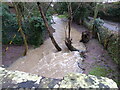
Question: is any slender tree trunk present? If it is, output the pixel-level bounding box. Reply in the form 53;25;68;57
44;2;52;14
37;2;62;51
92;3;99;38
93;3;99;21
13;3;28;56
65;3;79;51
68;3;72;39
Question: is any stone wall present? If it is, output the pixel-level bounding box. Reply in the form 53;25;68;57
0;67;118;88
83;20;120;65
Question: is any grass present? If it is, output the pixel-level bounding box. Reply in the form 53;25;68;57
89;66;110;77
89;66;120;87
58;15;67;18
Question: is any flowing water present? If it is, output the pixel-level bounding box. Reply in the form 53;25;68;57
8;16;86;79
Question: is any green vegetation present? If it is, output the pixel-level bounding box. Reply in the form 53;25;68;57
53;2;68;14
89;66;120;86
58;15;67;18
89;66;110;77
98;2;120;22
2;3;52;47
98;27;119;65
54;2;90;24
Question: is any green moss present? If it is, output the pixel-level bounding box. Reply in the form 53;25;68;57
89;66;120;86
89;66;109;77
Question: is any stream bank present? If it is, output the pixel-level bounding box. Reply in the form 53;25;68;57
82;18;119;86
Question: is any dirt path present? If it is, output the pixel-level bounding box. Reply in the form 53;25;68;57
7;16;86;79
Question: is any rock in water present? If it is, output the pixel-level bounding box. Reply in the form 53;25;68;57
59;73;118;88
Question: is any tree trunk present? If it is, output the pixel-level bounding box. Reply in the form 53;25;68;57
92;3;99;38
13;3;28;56
65;3;79;51
44;2;52;14
37;2;62;51
68;3;72;39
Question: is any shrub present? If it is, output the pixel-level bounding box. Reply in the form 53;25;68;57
2;3;52;47
24;17;45;46
93;18;104;27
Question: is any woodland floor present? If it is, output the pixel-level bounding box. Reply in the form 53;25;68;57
2;16;119;82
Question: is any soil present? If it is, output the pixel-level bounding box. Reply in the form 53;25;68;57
82;39;118;74
2;45;33;67
73;23;119;84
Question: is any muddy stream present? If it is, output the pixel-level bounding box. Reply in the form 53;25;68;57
7;16;86;79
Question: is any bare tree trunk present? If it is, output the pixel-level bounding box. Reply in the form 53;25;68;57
13;3;28;56
65;3;79;51
44;2;52;14
68;3;72;39
37;2;62;51
92;3;99;38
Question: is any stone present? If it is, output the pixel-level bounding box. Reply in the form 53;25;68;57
0;67;118;88
59;73;118;88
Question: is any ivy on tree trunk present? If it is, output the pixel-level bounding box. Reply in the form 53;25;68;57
13;2;28;56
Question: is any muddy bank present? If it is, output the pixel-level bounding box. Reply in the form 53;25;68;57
84;19;120;66
71;22;119;86
2;45;32;68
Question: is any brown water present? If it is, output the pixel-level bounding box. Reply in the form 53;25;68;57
8;16;86;79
